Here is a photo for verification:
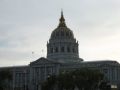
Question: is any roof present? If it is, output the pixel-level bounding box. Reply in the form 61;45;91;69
30;57;61;66
0;65;28;69
81;60;119;64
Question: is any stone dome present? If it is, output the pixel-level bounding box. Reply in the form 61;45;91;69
50;27;74;39
47;11;83;63
50;11;74;40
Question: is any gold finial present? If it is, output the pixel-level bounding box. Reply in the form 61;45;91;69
58;9;66;27
60;9;64;22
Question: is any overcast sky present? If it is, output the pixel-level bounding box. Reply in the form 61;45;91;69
0;0;120;66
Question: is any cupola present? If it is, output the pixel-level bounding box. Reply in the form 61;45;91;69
47;11;83;63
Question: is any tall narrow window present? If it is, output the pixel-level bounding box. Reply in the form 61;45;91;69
67;47;70;52
61;47;64;52
55;47;58;52
73;48;75;53
51;48;53;53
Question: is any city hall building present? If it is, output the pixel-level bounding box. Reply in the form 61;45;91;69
1;12;120;90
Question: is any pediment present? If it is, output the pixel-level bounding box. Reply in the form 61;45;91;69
30;57;59;66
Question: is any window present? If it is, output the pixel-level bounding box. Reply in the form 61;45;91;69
50;48;53;53
73;48;75;53
55;47;58;52
61;47;64;52
67;47;70;52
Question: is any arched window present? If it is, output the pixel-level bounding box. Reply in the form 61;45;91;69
61;47;64;52
73;48;75;53
67;47;70;52
55;47;58;52
50;48;53;53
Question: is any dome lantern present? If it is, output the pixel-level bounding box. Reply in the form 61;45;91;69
58;10;67;27
50;11;75;40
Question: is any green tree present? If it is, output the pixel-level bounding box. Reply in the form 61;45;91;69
71;68;104;90
0;69;12;90
57;72;75;90
42;75;57;90
42;68;106;90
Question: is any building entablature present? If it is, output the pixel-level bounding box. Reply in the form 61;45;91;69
30;57;61;66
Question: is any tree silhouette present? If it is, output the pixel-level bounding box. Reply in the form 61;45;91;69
0;69;12;90
42;68;106;90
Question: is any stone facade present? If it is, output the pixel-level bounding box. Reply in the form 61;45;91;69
0;12;120;90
